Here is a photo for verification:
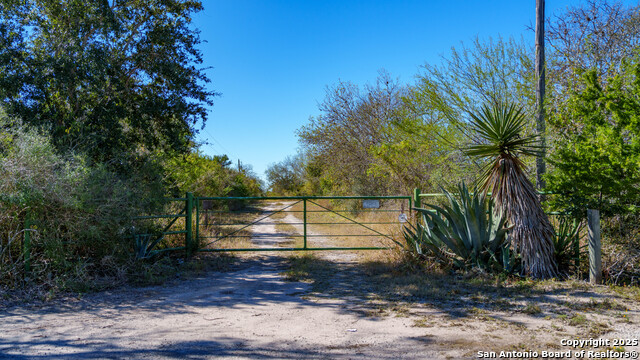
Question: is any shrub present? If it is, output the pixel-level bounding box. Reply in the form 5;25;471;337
0;116;163;290
403;184;513;273
552;216;584;275
600;214;640;286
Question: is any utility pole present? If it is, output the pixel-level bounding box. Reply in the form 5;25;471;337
535;0;546;190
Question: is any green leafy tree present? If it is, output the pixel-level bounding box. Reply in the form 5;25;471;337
412;36;536;127
0;0;216;166
164;151;262;197
466;101;557;279
266;155;305;195
409;36;539;187
546;65;640;216
298;73;398;195
298;71;466;195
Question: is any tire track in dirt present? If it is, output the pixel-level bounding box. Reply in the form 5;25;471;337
0;201;443;359
250;200;358;262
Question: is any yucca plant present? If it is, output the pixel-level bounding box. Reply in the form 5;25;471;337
466;101;557;278
403;183;512;272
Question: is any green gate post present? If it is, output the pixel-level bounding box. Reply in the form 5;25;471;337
195;197;200;251
185;192;194;256
24;214;31;275
413;188;421;228
303;198;307;250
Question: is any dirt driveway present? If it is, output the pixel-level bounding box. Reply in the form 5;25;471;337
1;203;639;359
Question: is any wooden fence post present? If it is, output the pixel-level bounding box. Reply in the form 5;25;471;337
587;209;602;284
573;218;580;270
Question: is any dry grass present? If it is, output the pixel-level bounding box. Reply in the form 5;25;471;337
278;199;408;261
197;206;259;250
281;252;639;355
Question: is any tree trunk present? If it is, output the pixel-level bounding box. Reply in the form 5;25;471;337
535;0;546;190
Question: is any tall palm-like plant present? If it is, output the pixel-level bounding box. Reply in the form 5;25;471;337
466;101;557;278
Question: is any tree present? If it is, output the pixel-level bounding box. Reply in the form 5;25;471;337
213;155;232;168
546;0;640;96
0;0;216;166
164;151;262;197
413;36;536;127
546;65;640;216
410;36;540;177
298;72;404;195
466;101;557;279
265;155;305;195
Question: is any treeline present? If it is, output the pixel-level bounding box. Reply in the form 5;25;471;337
268;0;640;209
266;0;640;283
0;1;261;291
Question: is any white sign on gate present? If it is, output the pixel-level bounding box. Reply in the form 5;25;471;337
362;199;380;209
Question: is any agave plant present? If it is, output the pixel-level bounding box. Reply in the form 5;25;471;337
465;101;557;278
553;216;584;273
133;233;163;260
403;184;512;272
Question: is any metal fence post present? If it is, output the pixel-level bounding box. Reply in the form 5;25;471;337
587;209;602;284
185;192;193;256
195;197;200;251
413;188;421;209
413;188;421;228
303;198;307;250
24;214;31;276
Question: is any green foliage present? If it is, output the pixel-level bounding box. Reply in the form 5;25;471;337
412;36;535;127
0;0;216;166
265;155;306;195
293;38;537;197
297;73;403;195
0;115;163;289
403;184;512;272
546;64;640;216
465;100;556;279
163;150;262;197
296;71;471;195
466;102;543;160
369;100;469;192
552;216;584;274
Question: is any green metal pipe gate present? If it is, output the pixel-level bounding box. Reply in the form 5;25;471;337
128;189;578;260
131;194;411;256
18;189;582;275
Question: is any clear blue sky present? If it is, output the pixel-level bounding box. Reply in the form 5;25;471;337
191;0;587;181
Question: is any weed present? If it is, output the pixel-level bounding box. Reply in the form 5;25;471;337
522;303;542;315
559;297;624;311
470;307;489;315
412;317;433;327
587;321;612;336
568;313;587;326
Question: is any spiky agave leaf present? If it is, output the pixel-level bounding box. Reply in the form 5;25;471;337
406;183;510;271
466;101;557;279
